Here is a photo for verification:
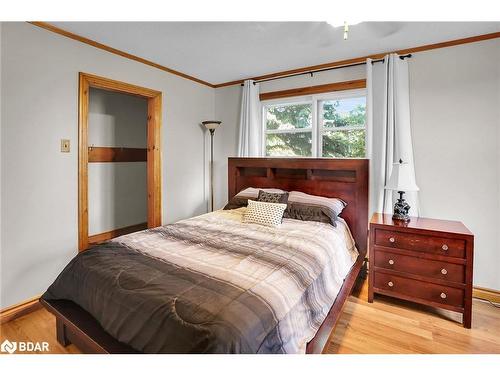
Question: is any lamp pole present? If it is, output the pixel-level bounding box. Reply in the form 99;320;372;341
202;121;221;212
209;128;215;212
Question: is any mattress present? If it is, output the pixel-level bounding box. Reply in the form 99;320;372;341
42;208;358;353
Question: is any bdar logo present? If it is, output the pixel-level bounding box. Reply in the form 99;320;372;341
0;339;49;353
1;339;17;354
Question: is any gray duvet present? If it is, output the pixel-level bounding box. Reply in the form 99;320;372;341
42;208;357;353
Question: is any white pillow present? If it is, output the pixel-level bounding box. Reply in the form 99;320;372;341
242;200;287;228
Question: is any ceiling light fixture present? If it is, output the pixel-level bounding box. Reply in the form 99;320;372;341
326;20;361;40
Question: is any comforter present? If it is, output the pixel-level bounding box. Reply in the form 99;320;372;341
42;208;358;353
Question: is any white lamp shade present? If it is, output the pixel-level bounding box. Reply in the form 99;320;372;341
202;121;221;130
385;161;419;192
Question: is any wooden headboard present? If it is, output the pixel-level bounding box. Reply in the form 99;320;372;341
228;157;369;255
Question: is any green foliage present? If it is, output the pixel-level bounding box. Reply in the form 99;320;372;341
265;99;366;157
322;130;365;157
266;103;312;156
266;132;312;156
266;103;311;130
323;101;366;128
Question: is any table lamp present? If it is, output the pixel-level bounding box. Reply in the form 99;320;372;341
385;159;419;222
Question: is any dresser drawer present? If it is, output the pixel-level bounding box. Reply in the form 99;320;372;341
374;229;465;258
374;272;464;308
374;250;465;284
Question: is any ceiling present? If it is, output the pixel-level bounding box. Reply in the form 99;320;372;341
51;22;500;85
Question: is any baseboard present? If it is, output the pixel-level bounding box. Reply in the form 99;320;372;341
0;295;42;324
473;286;500;304
88;222;148;246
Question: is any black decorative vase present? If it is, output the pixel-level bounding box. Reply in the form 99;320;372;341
392;191;411;222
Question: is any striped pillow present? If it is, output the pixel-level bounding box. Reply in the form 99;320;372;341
284;191;347;227
243;200;287;228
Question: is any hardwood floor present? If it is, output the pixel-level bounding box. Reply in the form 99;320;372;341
327;276;500;353
1;276;499;354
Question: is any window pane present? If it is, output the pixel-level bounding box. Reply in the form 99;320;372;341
322;97;366;128
322;130;365;158
266;103;312;131
266;132;312;157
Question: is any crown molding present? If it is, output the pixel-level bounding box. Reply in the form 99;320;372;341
214;31;500;88
26;23;500;91
28;22;215;88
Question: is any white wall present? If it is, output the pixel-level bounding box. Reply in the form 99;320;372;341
259;64;365;92
409;38;500;290
0;22;214;308
88;88;148;235
213;85;241;209
0;23;3;286
214;39;500;290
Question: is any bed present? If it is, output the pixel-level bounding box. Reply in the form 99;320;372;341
40;157;368;354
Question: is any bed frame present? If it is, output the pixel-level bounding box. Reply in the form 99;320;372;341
41;157;368;354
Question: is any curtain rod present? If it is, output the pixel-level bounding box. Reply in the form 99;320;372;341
240;54;412;86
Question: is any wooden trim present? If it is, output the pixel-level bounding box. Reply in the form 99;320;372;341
28;22;214;88
88;147;147;162
473;286;500;304
78;74;90;251
259;79;366;101
82;72;161;98
78;72;162;251
214;32;500;88
28;22;500;90
0;295;42;324
147;95;163;228
88;222;148;246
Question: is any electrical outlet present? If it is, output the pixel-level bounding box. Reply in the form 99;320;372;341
61;139;70;153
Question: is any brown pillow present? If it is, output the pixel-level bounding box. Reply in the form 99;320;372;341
223;187;287;210
257;190;289;204
223;197;250;210
283;203;336;227
283;191;347;227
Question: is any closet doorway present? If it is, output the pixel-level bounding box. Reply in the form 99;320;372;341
78;73;162;251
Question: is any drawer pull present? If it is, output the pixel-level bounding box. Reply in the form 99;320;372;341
440;292;447;299
388;281;394;287
441;268;448;275
442;244;449;251
389;237;395;243
388;259;395;265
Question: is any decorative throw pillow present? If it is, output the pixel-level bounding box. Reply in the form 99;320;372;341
242;200;287;228
223;187;286;210
283;191;347;227
257;190;289;204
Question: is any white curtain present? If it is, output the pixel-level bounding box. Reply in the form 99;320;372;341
238;80;261;156
366;53;419;217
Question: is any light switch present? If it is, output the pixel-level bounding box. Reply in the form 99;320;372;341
61;139;70;153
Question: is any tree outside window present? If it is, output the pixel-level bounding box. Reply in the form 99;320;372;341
264;90;366;158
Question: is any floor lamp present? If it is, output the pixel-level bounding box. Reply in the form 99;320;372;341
202;121;222;212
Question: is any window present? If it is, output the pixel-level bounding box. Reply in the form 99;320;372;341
264;101;313;157
263;90;366;158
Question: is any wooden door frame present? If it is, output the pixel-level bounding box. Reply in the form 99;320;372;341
78;72;162;251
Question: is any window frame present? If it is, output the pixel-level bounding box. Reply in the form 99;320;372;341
261;88;367;158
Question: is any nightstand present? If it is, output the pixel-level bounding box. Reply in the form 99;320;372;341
368;213;474;328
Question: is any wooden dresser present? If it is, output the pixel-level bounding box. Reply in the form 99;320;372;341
368;213;474;328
